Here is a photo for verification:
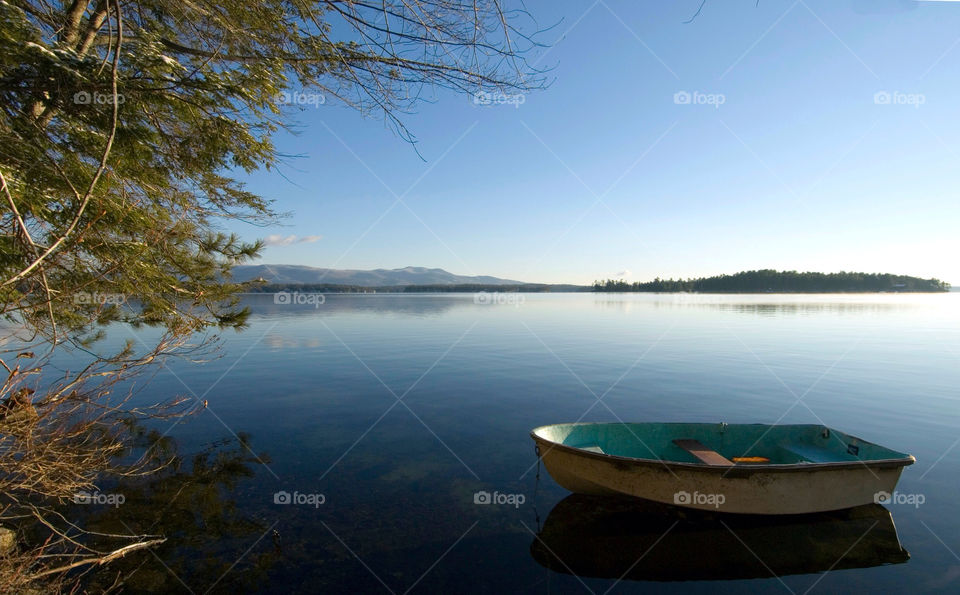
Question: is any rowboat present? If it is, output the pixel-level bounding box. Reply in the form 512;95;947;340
530;422;914;514
530;494;909;581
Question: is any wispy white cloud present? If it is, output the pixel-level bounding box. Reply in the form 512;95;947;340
263;234;322;247
615;270;632;278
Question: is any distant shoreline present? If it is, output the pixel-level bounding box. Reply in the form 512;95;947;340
241;286;950;295
241;269;950;294
243;283;590;294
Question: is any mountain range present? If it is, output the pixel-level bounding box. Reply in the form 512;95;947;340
231;264;524;286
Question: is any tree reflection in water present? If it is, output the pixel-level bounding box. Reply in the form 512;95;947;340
67;426;276;593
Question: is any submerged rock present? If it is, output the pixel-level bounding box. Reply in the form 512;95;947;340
0;526;16;556
0;388;38;423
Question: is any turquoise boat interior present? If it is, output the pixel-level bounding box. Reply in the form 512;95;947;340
532;423;914;466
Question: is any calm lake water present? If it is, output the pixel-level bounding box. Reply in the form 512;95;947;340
77;293;960;593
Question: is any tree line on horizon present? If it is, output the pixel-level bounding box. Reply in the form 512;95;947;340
245;282;591;293
593;270;951;293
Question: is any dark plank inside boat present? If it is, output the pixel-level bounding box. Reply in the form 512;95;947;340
673;439;734;466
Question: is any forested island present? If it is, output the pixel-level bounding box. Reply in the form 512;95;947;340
593;270;950;293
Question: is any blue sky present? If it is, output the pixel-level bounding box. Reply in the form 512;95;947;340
229;0;960;285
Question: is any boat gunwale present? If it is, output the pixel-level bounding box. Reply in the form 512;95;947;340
530;423;916;473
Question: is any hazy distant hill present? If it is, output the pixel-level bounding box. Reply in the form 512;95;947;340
232;264;524;286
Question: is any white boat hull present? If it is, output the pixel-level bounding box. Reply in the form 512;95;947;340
533;435;908;515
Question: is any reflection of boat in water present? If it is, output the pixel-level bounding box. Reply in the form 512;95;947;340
530;495;909;582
